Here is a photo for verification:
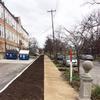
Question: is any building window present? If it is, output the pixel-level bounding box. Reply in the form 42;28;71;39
0;5;3;19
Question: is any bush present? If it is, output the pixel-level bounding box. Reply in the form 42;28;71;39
63;69;80;80
91;85;100;100
71;71;80;91
53;60;65;67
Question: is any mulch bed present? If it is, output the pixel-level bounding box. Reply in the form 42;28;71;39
0;55;44;100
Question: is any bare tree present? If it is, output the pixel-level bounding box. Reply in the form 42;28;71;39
84;0;100;5
78;10;100;56
44;36;53;57
61;10;100;72
44;27;68;58
29;37;39;55
62;27;83;73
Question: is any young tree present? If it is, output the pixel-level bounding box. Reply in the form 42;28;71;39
44;31;67;58
44;36;53;57
63;27;83;73
29;37;39;55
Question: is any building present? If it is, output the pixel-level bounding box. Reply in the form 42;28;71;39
0;0;29;58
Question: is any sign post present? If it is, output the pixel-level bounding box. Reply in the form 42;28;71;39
70;48;73;83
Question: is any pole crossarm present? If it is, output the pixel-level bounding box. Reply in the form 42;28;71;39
47;10;56;40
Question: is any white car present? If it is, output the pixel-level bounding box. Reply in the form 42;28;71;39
64;56;77;67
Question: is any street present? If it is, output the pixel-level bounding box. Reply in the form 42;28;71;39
80;61;100;85
0;59;34;92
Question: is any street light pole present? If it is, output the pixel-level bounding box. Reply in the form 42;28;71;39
47;10;56;57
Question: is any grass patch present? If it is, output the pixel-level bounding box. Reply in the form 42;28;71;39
53;59;100;98
62;68;80;91
91;85;100;100
95;56;100;62
53;59;80;91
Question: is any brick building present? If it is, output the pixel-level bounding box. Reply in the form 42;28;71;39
0;0;29;58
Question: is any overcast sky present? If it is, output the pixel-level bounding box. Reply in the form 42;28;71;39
3;0;100;48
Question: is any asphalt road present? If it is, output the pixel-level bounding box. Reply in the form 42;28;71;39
80;61;100;85
0;59;34;91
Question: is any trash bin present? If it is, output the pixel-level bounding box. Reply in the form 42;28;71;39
5;50;18;59
19;50;29;60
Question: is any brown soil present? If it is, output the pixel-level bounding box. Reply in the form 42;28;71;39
0;55;44;100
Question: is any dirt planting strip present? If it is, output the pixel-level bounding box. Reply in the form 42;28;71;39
0;55;44;100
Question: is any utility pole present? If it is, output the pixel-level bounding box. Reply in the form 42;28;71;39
47;9;56;58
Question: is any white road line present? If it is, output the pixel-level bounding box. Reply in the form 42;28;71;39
0;56;40;93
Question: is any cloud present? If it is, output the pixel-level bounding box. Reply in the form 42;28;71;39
36;0;57;10
55;0;100;29
3;0;57;47
3;0;99;47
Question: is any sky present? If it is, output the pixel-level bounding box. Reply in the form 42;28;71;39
3;0;100;48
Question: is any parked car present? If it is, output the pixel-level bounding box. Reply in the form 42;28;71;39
80;54;94;61
84;55;94;61
57;55;64;64
63;55;78;67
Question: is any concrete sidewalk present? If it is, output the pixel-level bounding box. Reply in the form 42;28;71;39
44;56;78;100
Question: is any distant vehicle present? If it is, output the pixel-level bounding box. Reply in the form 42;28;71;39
84;55;94;61
19;50;29;60
5;50;18;59
63;55;77;67
79;54;86;60
57;55;64;64
80;54;94;61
